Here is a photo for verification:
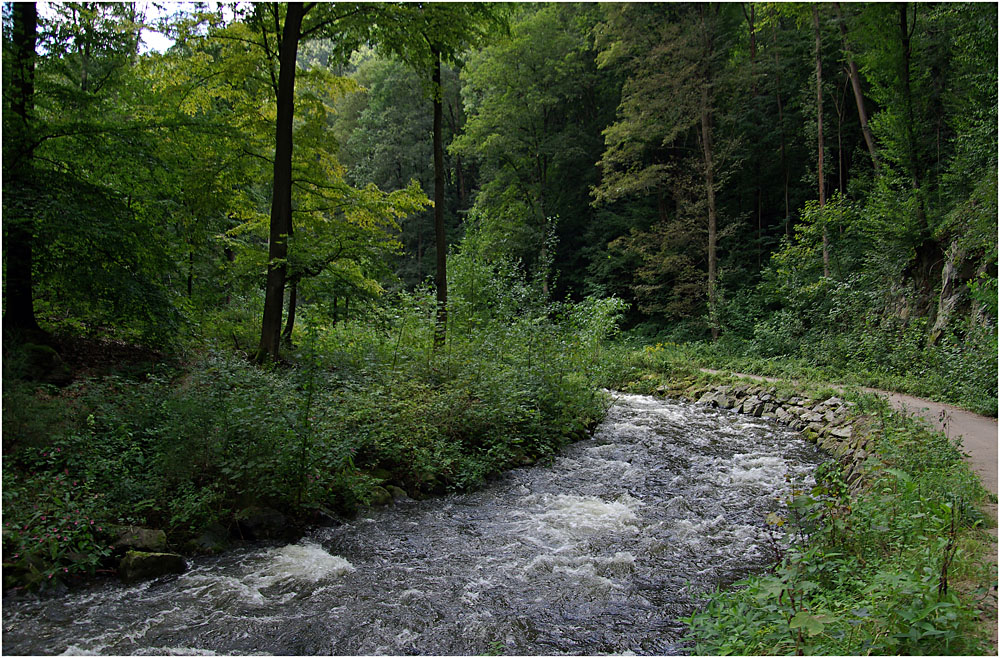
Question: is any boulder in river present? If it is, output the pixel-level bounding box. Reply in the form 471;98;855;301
191;523;230;554
370;486;393;506
115;526;167;552
119;551;186;583
386;485;408;501
235;506;291;540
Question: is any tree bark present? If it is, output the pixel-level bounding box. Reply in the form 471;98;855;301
432;47;448;348
282;279;298;348
770;8;791;238
834;2;879;169
4;2;44;339
814;5;830;278
700;84;718;342
256;2;306;364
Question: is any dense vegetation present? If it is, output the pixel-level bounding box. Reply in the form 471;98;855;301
2;1;996;646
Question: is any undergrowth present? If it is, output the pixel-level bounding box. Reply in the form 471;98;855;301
629;320;997;417
2;254;626;588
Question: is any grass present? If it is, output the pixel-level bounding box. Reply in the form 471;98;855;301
610;336;998;417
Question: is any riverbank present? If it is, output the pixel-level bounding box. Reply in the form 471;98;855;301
609;362;996;654
2;295;624;592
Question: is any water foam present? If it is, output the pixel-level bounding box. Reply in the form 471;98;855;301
531;494;641;540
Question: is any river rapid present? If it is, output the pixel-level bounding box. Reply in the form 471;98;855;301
2;392;823;655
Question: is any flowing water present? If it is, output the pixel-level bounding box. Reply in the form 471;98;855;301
2;392;823;655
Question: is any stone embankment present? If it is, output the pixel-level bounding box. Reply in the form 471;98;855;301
651;379;875;490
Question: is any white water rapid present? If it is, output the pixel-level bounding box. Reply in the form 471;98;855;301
2;392;823;655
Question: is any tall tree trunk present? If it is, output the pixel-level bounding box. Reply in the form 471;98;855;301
281;218;296;347
834;2;879;168
814;5;830;278
432;47;448;348
897;3;939;321
700;85;718;342
4;2;44;339
256;2;306;364
770;8;791;238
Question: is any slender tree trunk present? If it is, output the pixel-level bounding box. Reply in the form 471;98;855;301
4;2;44;339
256;2;306;364
224;246;235;305
898;3;922;194
432;47;448;348
834;2;879;168
770;9;791;238
814;5;830;278
282;279;298;348
700;85;718;341
897;3;939;324
456;155;466;207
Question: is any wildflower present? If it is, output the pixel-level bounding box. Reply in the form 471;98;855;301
64;568;68;573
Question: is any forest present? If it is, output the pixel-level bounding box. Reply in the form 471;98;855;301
2;1;997;655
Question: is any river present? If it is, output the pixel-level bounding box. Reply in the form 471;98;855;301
2;392;823;655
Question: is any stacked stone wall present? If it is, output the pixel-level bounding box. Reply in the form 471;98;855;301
650;380;878;491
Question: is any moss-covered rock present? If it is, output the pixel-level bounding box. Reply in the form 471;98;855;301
370;486;393;506
21;343;72;386
119;551;186;583
114;526;167;552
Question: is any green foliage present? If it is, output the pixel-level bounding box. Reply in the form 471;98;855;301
685;397;992;655
452;3;617;293
2;252;624;588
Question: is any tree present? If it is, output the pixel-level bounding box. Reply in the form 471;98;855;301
225;2;389;363
3;1;42;339
452;3;615;299
3;2;183;343
814;4;829;278
593;2;737;336
834;1;879;169
373;2;508;347
255;2;306;363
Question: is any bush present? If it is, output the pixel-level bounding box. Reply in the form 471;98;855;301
2;253;627;589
